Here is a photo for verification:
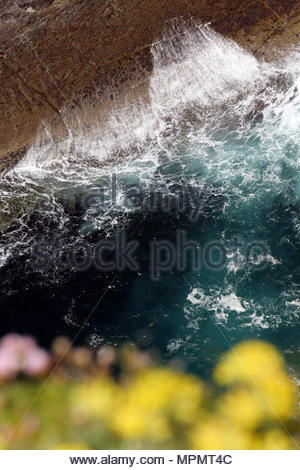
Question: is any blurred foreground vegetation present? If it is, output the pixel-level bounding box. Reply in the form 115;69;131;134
0;334;298;450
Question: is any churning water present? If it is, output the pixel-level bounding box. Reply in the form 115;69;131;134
1;22;300;375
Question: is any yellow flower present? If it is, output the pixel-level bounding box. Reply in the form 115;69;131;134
72;378;119;420
126;368;203;420
125;369;180;412
260;429;294;450
146;414;172;443
214;340;285;387
214;340;297;422
217;387;265;429
217;379;297;430
109;403;172;443
190;416;253;450
171;375;204;425
257;373;297;420
108;368;203;442
109;403;147;440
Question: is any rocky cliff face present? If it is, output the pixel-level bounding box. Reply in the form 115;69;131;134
1;0;300;168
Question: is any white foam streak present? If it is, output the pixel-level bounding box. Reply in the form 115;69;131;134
150;23;261;114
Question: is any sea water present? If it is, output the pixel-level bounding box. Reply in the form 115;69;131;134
1;23;300;375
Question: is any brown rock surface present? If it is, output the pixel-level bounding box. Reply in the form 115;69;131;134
1;0;300;168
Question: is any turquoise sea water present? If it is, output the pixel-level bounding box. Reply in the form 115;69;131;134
1;24;300;376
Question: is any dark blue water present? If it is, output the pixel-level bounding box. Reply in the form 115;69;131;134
1;24;300;376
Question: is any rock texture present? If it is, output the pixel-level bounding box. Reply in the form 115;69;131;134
1;0;300;167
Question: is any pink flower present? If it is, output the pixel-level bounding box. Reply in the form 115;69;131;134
0;334;36;354
22;348;51;376
0;333;51;379
0;348;18;379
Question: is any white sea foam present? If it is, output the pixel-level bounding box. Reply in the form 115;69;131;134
187;287;246;324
